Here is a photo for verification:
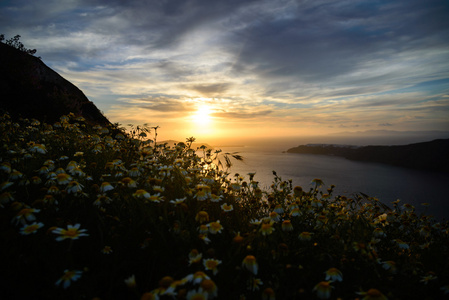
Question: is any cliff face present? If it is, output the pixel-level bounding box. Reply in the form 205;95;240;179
0;43;110;125
287;139;449;172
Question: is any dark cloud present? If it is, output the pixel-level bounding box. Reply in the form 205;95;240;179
187;83;232;97
122;96;194;113
228;0;449;88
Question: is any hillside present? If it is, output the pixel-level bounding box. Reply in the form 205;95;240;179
0;42;110;125
287;139;449;172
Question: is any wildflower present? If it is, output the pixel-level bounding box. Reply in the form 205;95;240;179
311;178;324;188
230;182;241;191
198;224;209;234
196;211;209;223
324;268;343;282
311;199;323;208
260;221;275;236
99;182;114;193
29;143;47;154
66;181;83;194
393;239;409;249
189;249;203;265
242;255;258;275
124;274;136;288
74;152;84;157
1;181;14;190
198;233;211;244
121;177;138;188
273;204;284;214
14;208;40;225
299;231;313;241
381;261;397;274
170;197;186;205
9;170;23;180
0;191;14;206
184;271;210;284
55;269;82;289
262;287;275;300
250;219;262;225
373;228;385;238
128;167;141;177
133;189;151;199
200;279;218;298
208;221;223;234
153;185;165;193
70;166;86;177
148;193;163;203
441;285;449;295
269;211;281;222
313;281;333;299
419;226;431;238
38;166;50;175
248;278;263;291
158;165;172;177
195;184;211;201
47;185;60;194
115;133;125;140
30;176;42;184
210;194;223;202
281;220;294;232
290;207;302;217
233;232;244;243
186;289;208;300
0;162;12;173
20;222;44;235
357;288;388;300
56;173;72;185
420;273;438;284
65;161;78;173
52;223;89;241
221;203;234;212
101;246;113;254
203;259;222;275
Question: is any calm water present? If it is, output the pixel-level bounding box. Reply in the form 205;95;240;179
221;146;449;221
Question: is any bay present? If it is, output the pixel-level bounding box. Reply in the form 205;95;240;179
221;146;449;221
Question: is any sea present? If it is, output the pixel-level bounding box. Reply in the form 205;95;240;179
219;145;449;221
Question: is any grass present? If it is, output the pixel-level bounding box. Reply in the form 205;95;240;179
0;112;448;300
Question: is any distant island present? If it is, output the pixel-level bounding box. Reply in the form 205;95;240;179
286;139;449;173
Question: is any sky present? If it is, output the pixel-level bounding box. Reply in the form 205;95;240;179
1;0;449;145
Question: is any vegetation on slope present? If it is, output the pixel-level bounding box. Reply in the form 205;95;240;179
0;112;448;300
0;35;110;126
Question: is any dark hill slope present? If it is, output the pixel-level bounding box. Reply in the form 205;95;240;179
287;139;449;172
0;42;110;125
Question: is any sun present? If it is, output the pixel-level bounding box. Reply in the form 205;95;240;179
193;106;212;125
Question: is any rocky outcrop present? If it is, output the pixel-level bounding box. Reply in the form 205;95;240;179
0;43;110;125
287;139;449;172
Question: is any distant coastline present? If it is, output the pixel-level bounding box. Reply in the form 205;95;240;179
286;139;449;173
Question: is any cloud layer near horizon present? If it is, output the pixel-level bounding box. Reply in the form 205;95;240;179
1;0;449;141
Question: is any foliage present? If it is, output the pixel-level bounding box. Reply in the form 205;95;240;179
0;112;448;299
0;34;38;56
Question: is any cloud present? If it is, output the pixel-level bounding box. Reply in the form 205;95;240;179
186;83;233;97
119;96;195;113
1;0;448;137
213;109;272;119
